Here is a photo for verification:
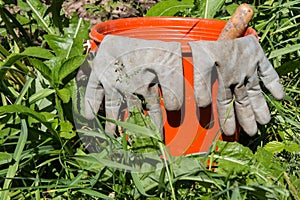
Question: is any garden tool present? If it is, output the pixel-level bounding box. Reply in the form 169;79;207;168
85;35;184;135
189;34;285;136
218;3;255;40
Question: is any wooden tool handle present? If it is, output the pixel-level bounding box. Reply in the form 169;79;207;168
218;4;254;40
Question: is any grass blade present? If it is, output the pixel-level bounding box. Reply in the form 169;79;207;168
65;18;83;59
269;43;300;59
0;105;47;123
0;119;28;200
131;172;154;197
28;88;55;105
14;77;34;105
78;189;114;200
0;105;58;137
58;55;85;83
103;117;161;140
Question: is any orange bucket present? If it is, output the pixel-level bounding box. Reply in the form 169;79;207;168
89;17;255;156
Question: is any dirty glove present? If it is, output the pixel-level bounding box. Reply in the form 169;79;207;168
189;35;285;136
85;35;183;135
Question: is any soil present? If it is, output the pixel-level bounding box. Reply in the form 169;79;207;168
62;0;160;26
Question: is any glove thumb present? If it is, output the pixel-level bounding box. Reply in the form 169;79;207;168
85;69;105;120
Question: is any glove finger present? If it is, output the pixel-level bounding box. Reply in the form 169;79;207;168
129;85;163;134
157;44;183;111
159;71;183;111
144;86;163;133
189;41;215;107
247;75;271;125
234;85;257;136
85;69;105;120
217;79;236;136
259;56;285;100
105;97;122;135
105;35;183;112
250;36;285;100
126;93;143;111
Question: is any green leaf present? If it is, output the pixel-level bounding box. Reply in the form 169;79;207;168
146;0;194;16
46;57;63;84
78;189;114;200
231;185;242;200
29;58;51;81
253;147;273;169
22;47;54;59
58;55;86;83
110;119;160;140
77;129;112;141
269;43;300;59
74;155;134;171
1;6;32;46
0;128;20;145
131;173;154;197
18;0;31;12
172;156;202;177
43;17;88;59
215;141;253;173
26;0;55;34
57;88;71;103
1;119;28;200
1;47;53;68
64;17;88;58
264;141;285;154
65;16;89;42
0;105;57;136
180;175;224;187
225;3;238;15
29;88;55;105
44;35;73;58
59;121;76;139
15;76;34;105
202;0;226;18
0;105;47;123
193;0;226;18
126;107;157;130
283;141;300;153
14;120;28;162
0;152;12;165
16;14;31;25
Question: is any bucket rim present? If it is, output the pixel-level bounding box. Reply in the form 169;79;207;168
89;16;228;43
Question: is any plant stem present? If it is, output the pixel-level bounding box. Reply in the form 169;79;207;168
204;0;209;18
283;171;300;200
0;119;28;200
65;18;83;59
158;142;176;200
55;93;64;121
14;76;33;105
26;0;54;34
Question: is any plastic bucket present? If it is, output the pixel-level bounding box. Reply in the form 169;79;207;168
89;17;255;156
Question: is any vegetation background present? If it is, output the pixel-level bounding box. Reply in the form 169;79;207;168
0;0;299;199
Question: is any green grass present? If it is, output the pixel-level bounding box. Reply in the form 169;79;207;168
0;0;299;199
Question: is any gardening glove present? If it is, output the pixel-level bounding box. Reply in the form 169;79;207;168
188;35;285;136
85;35;184;135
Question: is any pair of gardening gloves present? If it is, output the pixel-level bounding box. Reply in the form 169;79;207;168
84;34;284;137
